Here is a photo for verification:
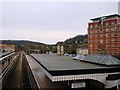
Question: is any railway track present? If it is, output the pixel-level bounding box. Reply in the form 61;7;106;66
1;51;37;90
0;52;15;74
0;52;19;89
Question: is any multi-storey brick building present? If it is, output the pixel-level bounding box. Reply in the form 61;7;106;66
88;14;120;56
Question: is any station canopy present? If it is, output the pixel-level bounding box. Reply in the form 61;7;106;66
84;54;120;66
0;52;11;58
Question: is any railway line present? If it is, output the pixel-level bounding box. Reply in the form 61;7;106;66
1;51;38;90
0;52;15;73
1;52;119;90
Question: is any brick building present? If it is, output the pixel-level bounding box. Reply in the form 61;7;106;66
88;14;120;56
0;44;15;52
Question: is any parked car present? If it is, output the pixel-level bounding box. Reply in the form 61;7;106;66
73;54;85;60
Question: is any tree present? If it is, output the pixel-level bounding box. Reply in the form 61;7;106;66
51;46;57;53
65;44;77;54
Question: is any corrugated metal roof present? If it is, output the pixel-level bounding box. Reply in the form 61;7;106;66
84;54;120;66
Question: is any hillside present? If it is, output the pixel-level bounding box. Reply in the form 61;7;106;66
64;34;88;45
0;40;44;45
1;34;88;46
0;40;45;50
0;34;88;53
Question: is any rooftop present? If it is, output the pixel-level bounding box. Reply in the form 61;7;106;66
30;54;120;76
90;14;120;21
84;54;120;66
31;54;109;71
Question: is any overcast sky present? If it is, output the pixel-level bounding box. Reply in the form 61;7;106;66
0;1;119;44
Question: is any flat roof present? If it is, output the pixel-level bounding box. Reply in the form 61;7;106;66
31;54;120;76
91;14;120;21
31;54;108;70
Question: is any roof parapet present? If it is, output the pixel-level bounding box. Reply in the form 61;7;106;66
90;14;120;21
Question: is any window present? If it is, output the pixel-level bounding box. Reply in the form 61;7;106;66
90;25;93;28
106;33;108;37
100;29;103;33
95;45;97;49
106;45;109;48
95;30;97;33
111;38;114;42
95;39;98;43
106;39;108;43
111;33;114;37
95;25;97;27
106;29;109;32
89;39;92;43
90;34;92;38
111;28;115;31
106;23;109;26
100;39;103;43
90;30;93;34
95;34;97;38
111;44;115;48
100;34;103;37
111;22;114;25
118;27;120;31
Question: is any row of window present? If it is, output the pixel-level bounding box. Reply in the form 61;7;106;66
89;43;120;47
89;50;119;55
88;39;120;43
89;28;120;34
94;46;120;49
89;22;118;28
89;32;120;38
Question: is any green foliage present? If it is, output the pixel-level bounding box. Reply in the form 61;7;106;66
1;40;48;53
64;34;88;45
1;34;88;54
51;46;57;53
64;44;77;54
63;34;88;54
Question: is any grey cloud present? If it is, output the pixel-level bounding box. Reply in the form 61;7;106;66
2;2;118;44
